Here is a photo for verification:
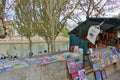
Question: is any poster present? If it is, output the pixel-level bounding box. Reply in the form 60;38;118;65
78;69;88;80
67;59;77;73
87;26;100;44
71;71;79;80
87;72;96;80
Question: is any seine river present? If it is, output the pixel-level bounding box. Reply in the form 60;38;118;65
0;41;69;58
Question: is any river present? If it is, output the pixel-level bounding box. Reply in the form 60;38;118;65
0;41;69;58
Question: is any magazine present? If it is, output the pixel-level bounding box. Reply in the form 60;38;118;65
95;70;102;80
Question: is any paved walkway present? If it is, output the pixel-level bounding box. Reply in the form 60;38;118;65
105;70;120;80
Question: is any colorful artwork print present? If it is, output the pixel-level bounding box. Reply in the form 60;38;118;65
67;59;76;73
76;62;83;71
87;72;96;80
75;58;83;70
101;70;107;79
71;71;79;80
78;69;87;80
95;70;102;80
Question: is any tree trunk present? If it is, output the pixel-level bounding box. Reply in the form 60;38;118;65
28;36;32;54
50;36;55;53
47;42;50;53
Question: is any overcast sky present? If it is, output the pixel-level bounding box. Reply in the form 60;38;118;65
5;0;120;29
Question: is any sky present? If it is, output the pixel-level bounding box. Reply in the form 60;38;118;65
5;0;15;20
67;0;120;30
5;0;120;29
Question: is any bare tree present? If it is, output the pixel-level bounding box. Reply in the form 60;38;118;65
68;0;110;25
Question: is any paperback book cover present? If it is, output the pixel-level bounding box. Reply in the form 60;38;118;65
0;66;5;73
109;54;114;63
61;53;73;59
103;57;108;66
90;50;99;61
92;61;100;70
48;55;59;62
113;55;118;62
101;70;107;79
95;70;102;80
56;55;65;61
100;58;105;68
78;69;87;80
106;57;111;65
39;57;50;64
67;59;77;73
111;47;117;54
105;48;111;56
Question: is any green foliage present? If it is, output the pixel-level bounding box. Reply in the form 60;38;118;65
14;0;79;52
14;0;36;38
62;28;69;37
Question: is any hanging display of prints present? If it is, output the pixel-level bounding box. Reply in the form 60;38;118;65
87;26;100;44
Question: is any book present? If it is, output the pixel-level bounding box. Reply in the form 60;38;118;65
71;71;79;80
0;66;5;73
105;48;111;56
61;53;73;59
3;64;13;71
109;54;114;63
106;57;111;65
56;55;65;61
39;57;50;64
103;57;108;66
100;58;105;68
13;63;23;69
101;70;107;79
90;50;99;61
95;70;102;80
78;69;87;80
87;72;96;80
67;59;77;73
113;55;118;62
48;55;59;62
92;61;100;70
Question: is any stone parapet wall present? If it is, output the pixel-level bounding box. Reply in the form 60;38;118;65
0;60;71;80
0;59;120;80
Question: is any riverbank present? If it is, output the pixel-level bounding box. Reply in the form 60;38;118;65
0;36;69;44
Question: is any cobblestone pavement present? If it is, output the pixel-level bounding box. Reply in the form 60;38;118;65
105;70;120;80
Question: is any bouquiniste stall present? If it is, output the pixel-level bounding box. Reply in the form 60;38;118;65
69;18;120;80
